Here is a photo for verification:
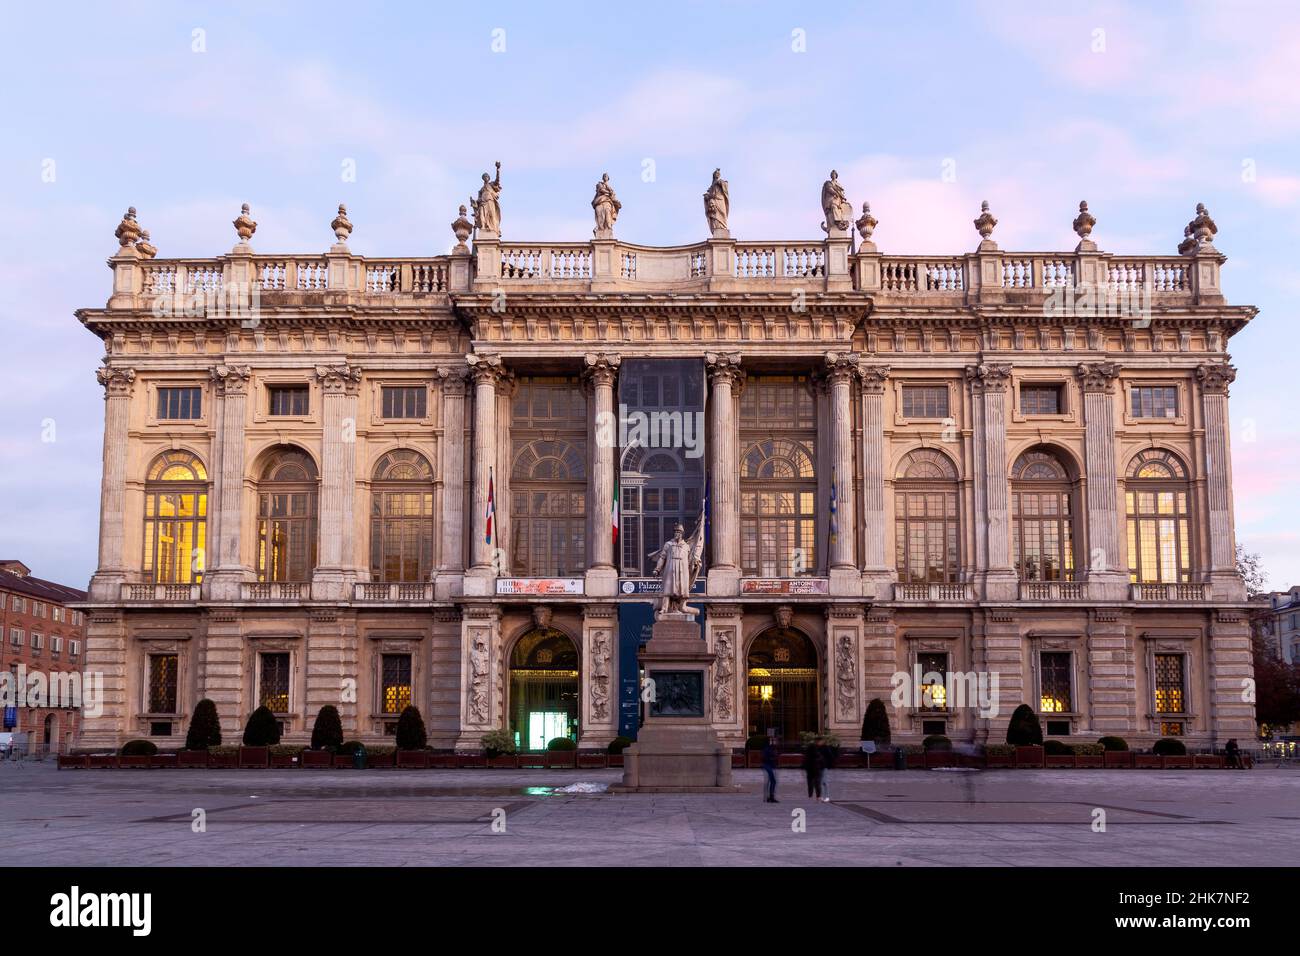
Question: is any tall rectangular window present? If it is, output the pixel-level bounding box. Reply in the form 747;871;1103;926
917;652;948;711
1130;386;1178;419
901;385;949;418
740;377;817;577
1020;384;1063;416
381;654;412;714
148;654;179;713
157;387;202;420
9;629;21;647
381;386;427;419
268;385;309;416
1154;654;1185;714
69;640;79;658
1040;652;1072;712
260;652;291;712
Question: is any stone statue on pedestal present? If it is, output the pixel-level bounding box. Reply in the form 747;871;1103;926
821;169;852;234
648;517;704;619
470;162;502;236
591;172;621;238
703;168;730;237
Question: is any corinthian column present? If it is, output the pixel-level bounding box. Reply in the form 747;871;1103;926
705;352;743;594
1197;363;1242;599
206;364;252;601
313;363;362;600
584;352;621;596
824;352;859;595
89;364;136;601
966;362;1016;601
859;364;892;597
435;366;469;599
1076;362;1126;600
466;353;506;593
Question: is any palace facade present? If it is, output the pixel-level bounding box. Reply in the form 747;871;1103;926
74;179;1257;752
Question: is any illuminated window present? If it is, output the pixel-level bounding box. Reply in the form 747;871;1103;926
1154;654;1185;714
370;450;435;583
1125;450;1192;584
1039;652;1072;712
148;654;178;714
143;451;208;585
918;652;948;711
381;654;412;714
1011;448;1076;582
259;653;290;713
894;450;960;583
256;448;318;583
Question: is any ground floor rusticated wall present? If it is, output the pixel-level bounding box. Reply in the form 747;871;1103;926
76;599;1255;752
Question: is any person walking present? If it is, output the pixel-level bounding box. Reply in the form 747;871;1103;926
761;739;779;802
818;737;836;802
803;735;826;800
1224;738;1241;770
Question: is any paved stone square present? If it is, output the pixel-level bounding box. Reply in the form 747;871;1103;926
2;762;1297;866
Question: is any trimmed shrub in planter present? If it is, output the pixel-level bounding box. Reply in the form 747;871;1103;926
547;736;577;751
609;753;625;768
922;734;952;752
861;697;891;748
185;698;222;751
395;706;428;752
1074;744;1104;768
178;750;209;768
1043;739;1074;755
607;736;632;755
1152;738;1187;756
332;741;365;768
396;750;430;769
1133;753;1163;768
1098;735;1129;752
301;749;333;769
242;706;281;747
481;728;515;759
1104;750;1134;768
310;705;344;752
208;746;239;768
120;740;157;768
269;745;304;768
546;736;577;767
1045;751;1076;768
1006;704;1043;746
1014;745;1045;768
488;753;518;769
984;744;1015;768
365;746;396;768
238;747;269;768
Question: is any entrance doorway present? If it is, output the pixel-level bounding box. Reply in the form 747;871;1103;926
43;714;55;755
747;627;819;744
508;628;580;751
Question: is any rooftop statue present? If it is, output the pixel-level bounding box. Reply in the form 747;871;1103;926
821;169;853;234
592;172;621;238
470;161;503;237
703;168;730;238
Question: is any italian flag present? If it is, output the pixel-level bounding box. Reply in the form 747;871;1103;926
611;474;620;548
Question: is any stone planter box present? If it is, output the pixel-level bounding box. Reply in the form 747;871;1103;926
924;751;955;768
1015;746;1045;768
488;754;518;769
207;750;238;768
1045;754;1076;768
778;753;803;769
958;753;985;769
1194;754;1224;769
238;747;269;768
178;750;209;768
577;753;606;769
333;753;358;768
119;755;151;768
88;754;119;769
431;752;459;769
1161;755;1193;769
151;753;179;769
301;750;333;769
396;750;430;769
57;754;88;769
366;752;395;769
1103;751;1133;768
905;752;926;769
517;752;545;768
546;751;577;768
984;753;1015;768
747;750;765;768
608;753;625;768
835;752;864;769
1133;754;1163;769
1075;754;1104;768
866;752;896;769
457;753;487;769
269;751;300;768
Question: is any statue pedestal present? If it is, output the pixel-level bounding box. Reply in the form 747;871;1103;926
611;617;739;794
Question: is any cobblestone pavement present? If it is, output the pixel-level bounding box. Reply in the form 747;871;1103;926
2;762;1296;866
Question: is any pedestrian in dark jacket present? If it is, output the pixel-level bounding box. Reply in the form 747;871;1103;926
803;736;826;799
761;741;779;802
1225;738;1241;769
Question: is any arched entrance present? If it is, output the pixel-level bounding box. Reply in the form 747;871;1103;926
747;628;819;744
508;628;580;751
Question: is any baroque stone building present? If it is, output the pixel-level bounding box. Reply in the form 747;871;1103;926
74;180;1256;752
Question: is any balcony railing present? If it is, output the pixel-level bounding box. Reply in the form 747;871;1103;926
242;582;306;602
893;582;974;602
353;582;434;602
121;583;200;602
1130;582;1212;602
1019;581;1089;601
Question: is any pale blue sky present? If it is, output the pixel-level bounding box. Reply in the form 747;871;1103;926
1;0;1297;590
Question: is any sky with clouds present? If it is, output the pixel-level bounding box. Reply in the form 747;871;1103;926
1;0;1297;591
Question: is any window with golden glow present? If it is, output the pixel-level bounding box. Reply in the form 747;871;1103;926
256;447;318;583
370;450;436;582
740;377;817;577
1039;652;1072;712
143;451;208;584
1154;653;1185;714
259;652;290;713
381;654;412;714
1126;449;1192;584
894;450;960;583
917;652;948;710
148;654;178;714
510;378;588;577
1011;448;1076;582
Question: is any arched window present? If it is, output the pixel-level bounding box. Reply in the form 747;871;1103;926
143;451;208;584
1011;448;1076;582
740;376;817;577
256;447;318;583
370;450;435;583
511;437;587;576
1126;449;1192;584
894;449;960;583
